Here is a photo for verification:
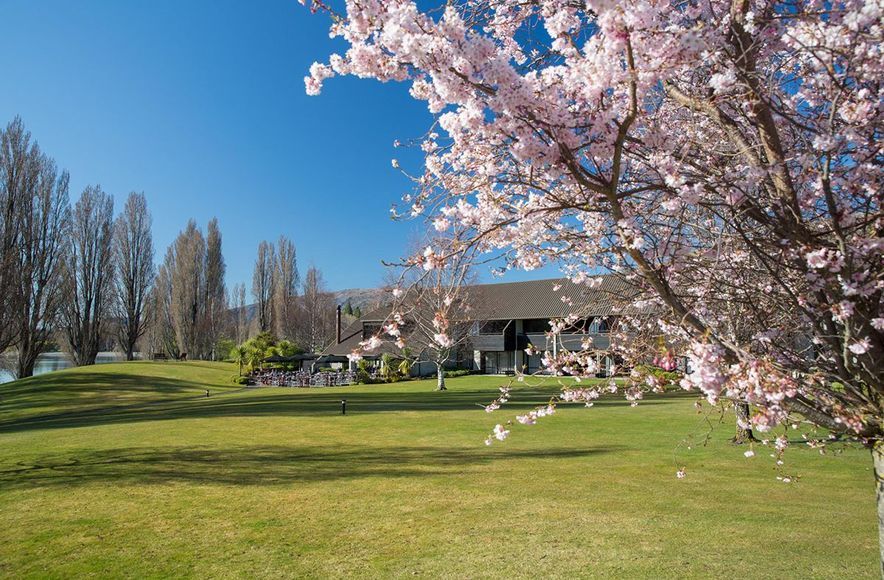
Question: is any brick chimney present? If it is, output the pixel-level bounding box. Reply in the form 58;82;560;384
336;304;342;344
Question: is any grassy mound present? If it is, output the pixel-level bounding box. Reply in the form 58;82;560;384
0;361;241;426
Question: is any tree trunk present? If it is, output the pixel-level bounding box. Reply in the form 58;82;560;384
17;353;37;379
436;364;446;391
874;441;884;576
732;400;757;443
17;335;39;379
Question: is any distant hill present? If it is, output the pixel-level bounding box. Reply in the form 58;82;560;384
231;287;387;324
333;287;387;312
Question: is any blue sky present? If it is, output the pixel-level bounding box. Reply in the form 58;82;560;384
0;0;557;291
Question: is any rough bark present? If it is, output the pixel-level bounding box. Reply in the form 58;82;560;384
732;401;757;444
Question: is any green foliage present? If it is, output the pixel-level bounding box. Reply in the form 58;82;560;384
265;340;304;369
380;353;408;383
230;345;249;376
231;375;250;385
633;364;682;386
216;338;237;361
444;368;477;379
342;300;354;316
397;357;413;378
228;332;284;374
355;358;372;384
353;306;363;318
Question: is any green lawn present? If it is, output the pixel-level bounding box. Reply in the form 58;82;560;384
0;362;877;578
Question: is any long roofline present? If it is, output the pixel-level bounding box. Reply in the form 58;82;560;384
323;274;639;356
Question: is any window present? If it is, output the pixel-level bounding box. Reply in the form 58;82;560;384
523;319;549;333
526;353;544;374
478;320;510;335
483;351;515;374
525;318;596;334
599;318;610;333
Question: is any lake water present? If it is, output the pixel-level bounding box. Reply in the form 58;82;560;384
0;352;132;384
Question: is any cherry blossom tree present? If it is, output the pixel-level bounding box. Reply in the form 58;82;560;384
383;237;479;390
304;0;883;560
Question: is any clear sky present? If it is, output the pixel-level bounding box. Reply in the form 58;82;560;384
0;0;558;291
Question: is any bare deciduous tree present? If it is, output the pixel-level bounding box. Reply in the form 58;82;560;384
386;238;477;390
0;117;32;356
273;235;299;340
299;265;335;352
252;240;276;334
231;282;248;344
204;217;226;359
0;118;73;377
62;186;114;367
167;220;206;359
14;145;70;377
146;261;178;359
113;192;154;361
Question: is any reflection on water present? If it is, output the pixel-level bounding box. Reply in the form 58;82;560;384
0;352;131;384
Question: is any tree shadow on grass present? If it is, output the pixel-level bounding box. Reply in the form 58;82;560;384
0;444;619;489
0;388;691;435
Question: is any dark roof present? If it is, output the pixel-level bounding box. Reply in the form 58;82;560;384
358;275;636;321
322;275;637;356
325;320;371;357
468;275;636;320
314;355;352;364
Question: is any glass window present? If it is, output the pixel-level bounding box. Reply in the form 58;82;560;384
483;351;515;374
523;319;549;333
498;351;515;374
483;352;498;374
526;353;543;374
478;320;509;334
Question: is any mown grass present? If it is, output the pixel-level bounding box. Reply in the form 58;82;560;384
0;362;877;578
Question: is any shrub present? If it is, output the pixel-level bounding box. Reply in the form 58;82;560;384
443;368;476;378
215;338;237;362
632;364;682;386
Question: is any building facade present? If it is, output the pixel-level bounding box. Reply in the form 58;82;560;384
323;276;635;376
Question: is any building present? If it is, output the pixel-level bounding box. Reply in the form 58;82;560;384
322;276;637;376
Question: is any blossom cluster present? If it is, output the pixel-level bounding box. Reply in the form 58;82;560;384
306;0;884;470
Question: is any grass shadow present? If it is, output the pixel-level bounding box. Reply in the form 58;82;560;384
0;387;693;435
0;444;619;489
